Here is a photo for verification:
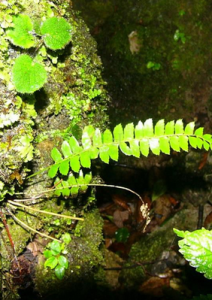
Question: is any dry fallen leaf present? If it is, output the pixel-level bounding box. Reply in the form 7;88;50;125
139;277;170;297
113;210;129;228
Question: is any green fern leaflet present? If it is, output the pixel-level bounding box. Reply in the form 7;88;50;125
48;119;212;179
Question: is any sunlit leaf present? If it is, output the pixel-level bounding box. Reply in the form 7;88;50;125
69;136;81;153
59;160;69;176
58;255;69;269
149;138;160;155
203;141;210;151
114;124;123;142
203;134;212;142
93;128;102;146
185;122;195;135
109;144;119;161
189;136;197;149
89;146;99;159
43;250;52;259
155;119;164;136
143;119;153;137
44;256;58;269
80;151;91;168
61;180;71;197
61;141;72;158
48;164;59;178
170;136;180;151
124;123;134;140
197;137;203;149
120;142;132;156
103;129;113;144
135;121;144;139
40;17;72;50
50;240;61;253
68;173;79;196
140;139;149;157
12;54;47;93
51;147;62;162
195;127;204;137
84;173;92;184
7;15;35;48
55;265;65;280
165;120;175;135
179;135;188;151
159;137;170;154
175;119;184;134
174;228;212;279
70;156;80;173
99;145;110;163
129;140;140;158
82;131;91;149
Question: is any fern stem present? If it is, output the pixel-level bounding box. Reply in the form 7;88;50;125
8;200;84;221
6;207;61;242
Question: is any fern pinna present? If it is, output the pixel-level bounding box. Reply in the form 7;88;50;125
48;119;212;197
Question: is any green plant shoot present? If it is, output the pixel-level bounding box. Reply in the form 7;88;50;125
44;233;71;280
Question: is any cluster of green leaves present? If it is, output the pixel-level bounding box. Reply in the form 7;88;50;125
44;233;71;280
48;119;212;174
7;15;72;93
147;61;161;71
174;29;186;44
53;171;92;198
46;119;212;198
174;228;212;279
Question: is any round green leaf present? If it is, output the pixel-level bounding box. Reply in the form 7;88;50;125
7;15;35;48
12;54;47;93
58;255;69;269
43;250;52;259
49;240;61;254
55;265;65;280
44;256;58;269
40;17;72;50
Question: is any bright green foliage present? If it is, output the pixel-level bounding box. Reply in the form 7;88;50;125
7;15;35;48
12;54;47;93
51;171;92;198
48;119;212;178
44;234;71;280
7;14;73;93
40;17;72;50
174;228;212;279
46;119;212;199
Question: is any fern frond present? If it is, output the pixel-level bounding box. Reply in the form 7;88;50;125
48;119;212;179
53;170;92;198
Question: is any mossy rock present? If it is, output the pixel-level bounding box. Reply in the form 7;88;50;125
0;1;109;298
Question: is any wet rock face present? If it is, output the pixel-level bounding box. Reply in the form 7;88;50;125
72;0;212;129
